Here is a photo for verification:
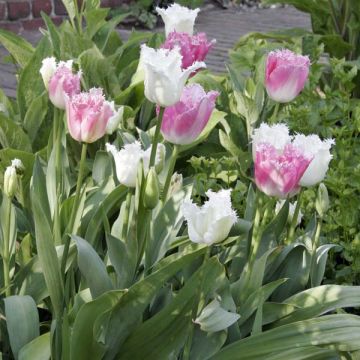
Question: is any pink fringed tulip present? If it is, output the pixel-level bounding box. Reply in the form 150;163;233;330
40;58;81;109
252;124;312;198
162;31;215;70
265;49;310;103
66;88;114;143
159;84;219;145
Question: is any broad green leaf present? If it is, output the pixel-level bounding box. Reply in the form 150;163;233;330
41;13;61;58
190;329;227;360
266;346;338;360
72;235;113;298
118;257;226;360
70;290;125;360
101;246;207;359
61;0;76;21
4;295;39;359
212;315;360;359
195;299;240;332
92;151;112;185
30;157;64;318
0;113;32;152
0;29;34;68
18;333;50;360
84;8;109;39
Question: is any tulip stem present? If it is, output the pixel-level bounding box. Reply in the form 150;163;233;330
149;107;165;168
122;190;132;241
287;189;304;244
162;145;179;202
249;193;263;267
310;216;322;287
3;195;12;297
61;142;88;275
271;103;280;124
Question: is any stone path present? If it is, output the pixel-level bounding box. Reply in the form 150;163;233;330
0;5;310;97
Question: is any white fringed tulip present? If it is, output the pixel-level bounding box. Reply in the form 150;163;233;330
181;189;237;245
156;4;200;36
106;141;166;188
140;45;205;107
3;158;24;198
39;57;57;90
293;134;335;187
105;102;124;135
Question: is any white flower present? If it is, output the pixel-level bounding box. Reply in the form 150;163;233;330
140;45;205;107
105;101;124;135
275;200;302;225
181;189;237;245
11;158;24;170
292;134;335;187
3;158;23;198
251;123;291;160
106;141;166;188
156;4;200;37
40;57;57;89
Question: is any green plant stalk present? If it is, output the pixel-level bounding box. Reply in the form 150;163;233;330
54;109;63;196
183;247;211;359
270;103;280;123
149;107;165;168
328;0;341;34
287;188;304;244
2;196;12;297
249;194;263;267
310;216;323;287
162;145;179;202
122;190;133;241
60;143;88;275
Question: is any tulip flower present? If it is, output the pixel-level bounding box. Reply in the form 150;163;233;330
66;88;114;143
181;189;237;245
293;134;335;187
265;49;310;103
252;124;312;198
3;158;24;198
161;31;215;70
159;84;218;145
156;4;200;37
140;45;205;107
40;57;81;109
105;102;124;135
106;141;166;188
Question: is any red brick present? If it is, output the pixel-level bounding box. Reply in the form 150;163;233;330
22;18;45;30
7;1;30;20
32;0;52;18
54;0;83;15
0;2;6;20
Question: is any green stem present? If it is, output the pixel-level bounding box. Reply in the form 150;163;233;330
162;145;179;202
183;247;211;359
121;190;132;241
270;103;280;124
287;189;304;244
61;143;88;275
3;196;12;297
249;194;263;267
54;109;63;196
310;217;322;287
149;107;165;168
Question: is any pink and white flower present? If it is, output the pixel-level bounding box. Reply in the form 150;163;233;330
65;88;113;143
181;189;237;245
40;57;81;109
252;124;312;198
161;31;215;70
156;4;200;37
159;84;219;145
265;49;310;103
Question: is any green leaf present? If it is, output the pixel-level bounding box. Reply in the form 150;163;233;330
4;295;39;359
0;29;34;68
70;290;125;360
0;113;32;152
30;157;64;318
118;257;226;359
41;13;61;58
92;151;112;185
212;315;360;359
61;0;76;21
101;246;207;359
72;235;113;298
18;333;50;360
195;299;240;332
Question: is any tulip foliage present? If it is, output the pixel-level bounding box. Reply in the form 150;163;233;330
0;1;360;360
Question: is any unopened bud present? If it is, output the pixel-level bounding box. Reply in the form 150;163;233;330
4;166;18;198
315;183;329;218
168;172;183;199
143;167;160;209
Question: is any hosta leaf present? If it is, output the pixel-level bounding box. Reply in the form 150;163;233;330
195;299;240;332
4;295;39;359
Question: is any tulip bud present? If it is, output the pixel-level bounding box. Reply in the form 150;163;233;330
143;167;160;209
4;166;18;198
105;102;124;135
168;172;183;198
315;183;329;218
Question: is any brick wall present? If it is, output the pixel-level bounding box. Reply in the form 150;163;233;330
0;0;128;33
